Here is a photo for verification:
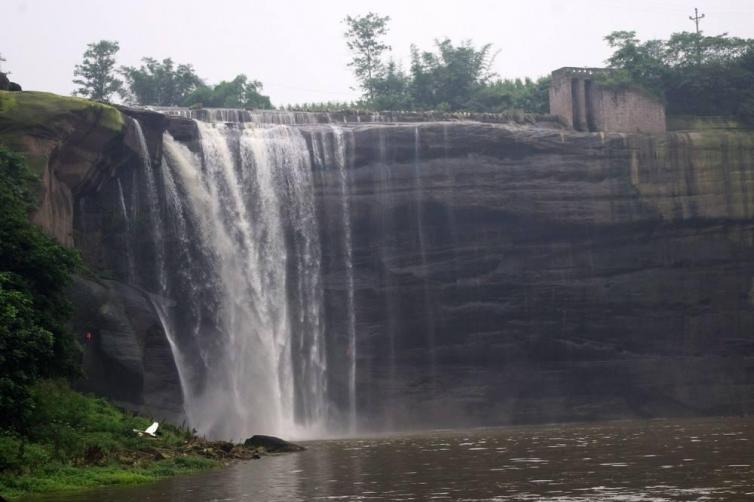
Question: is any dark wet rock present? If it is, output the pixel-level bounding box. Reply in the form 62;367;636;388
116;105;168;163
313;124;754;429
243;435;306;453
69;275;183;421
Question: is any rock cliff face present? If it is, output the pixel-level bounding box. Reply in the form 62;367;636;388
2;91;754;433
315;124;754;429
0;91;181;419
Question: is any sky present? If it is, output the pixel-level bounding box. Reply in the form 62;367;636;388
2;0;754;106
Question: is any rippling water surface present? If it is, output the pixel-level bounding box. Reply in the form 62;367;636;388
35;417;754;501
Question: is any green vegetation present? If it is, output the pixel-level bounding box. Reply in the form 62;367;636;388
120;58;273;109
0;147;80;432
603;30;754;123
120;58;204;106
71;40;274;109
182;74;272;109
0;146;226;499
284;101;358;112
0;381;217;499
341;13;548;113
343;13;392;102
73;40;123;102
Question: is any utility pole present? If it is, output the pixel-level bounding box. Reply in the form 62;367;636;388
689;8;705;64
689;7;705;34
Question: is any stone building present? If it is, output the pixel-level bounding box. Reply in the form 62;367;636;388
549;67;665;133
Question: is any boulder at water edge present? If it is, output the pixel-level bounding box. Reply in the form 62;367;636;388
243;435;306;453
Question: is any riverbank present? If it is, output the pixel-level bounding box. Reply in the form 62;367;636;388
0;381;265;500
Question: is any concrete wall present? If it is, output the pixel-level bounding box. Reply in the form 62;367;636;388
549;68;666;134
591;85;666;134
549;72;574;128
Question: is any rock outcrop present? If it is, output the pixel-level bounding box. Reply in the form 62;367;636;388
0;91;125;245
0;91;183;419
70;276;183;421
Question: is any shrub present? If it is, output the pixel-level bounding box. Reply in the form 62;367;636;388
0;148;80;431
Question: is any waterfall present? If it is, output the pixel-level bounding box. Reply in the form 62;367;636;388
116;177;136;284
125;117;328;440
332;127;357;433
413;126;438;395
309;126;357;432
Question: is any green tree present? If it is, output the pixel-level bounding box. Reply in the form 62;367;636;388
409;39;496;110
370;60;412;110
121;58;205;106
343;12;391;101
467;77;550;113
183;74;272;109
0;148;80;432
72;40;123;101
604;30;754;121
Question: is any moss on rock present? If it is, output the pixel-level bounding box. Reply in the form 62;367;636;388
0;91;123;166
0;91;123;138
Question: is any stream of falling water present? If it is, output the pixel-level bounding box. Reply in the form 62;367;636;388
128;118;328;440
309;126;357;432
115;177;136;285
332;127;357;433
413;126;438;394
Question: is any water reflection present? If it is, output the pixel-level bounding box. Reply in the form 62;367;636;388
31;417;754;501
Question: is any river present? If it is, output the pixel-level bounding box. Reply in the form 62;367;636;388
32;417;754;501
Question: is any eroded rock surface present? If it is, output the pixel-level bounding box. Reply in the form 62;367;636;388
313;123;754;429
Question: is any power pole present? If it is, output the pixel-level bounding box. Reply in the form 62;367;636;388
689;8;705;64
689;7;705;34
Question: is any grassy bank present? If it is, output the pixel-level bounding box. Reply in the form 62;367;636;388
0;381;246;500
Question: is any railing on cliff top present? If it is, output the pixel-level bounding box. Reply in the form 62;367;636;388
551;67;614;78
146;106;559;126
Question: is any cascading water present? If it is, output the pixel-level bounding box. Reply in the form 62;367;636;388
309;126;357;432
333;128;357;434
115;177;136;284
413;126;438;390
123;116;330;440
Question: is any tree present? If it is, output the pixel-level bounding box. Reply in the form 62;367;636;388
0;148;80;431
370;60;412;110
121;58;204;106
72;40;123;101
467;77;551;113
409;39;497;110
343;12;391;101
604;30;754;121
604;31;668;97
183;74;273;109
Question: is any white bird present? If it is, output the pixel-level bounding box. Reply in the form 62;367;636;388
133;421;159;437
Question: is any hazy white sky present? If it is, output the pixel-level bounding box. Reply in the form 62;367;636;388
2;0;753;105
